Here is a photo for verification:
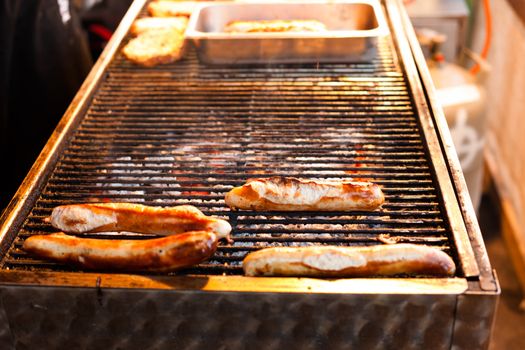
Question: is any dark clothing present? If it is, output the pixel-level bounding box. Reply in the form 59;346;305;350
0;0;93;209
0;0;134;210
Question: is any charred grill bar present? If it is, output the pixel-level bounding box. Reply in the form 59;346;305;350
0;1;498;349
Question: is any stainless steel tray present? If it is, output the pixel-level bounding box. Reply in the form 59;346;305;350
186;0;390;64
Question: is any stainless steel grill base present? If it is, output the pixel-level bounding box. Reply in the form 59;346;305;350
0;278;496;350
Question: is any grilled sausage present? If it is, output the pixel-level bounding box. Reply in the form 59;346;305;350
47;203;231;239
23;231;218;272
224;20;327;33
225;177;384;211
243;244;456;277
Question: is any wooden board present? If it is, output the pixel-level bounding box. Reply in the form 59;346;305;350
508;0;525;26
484;151;525;308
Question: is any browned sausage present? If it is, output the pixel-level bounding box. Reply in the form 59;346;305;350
243;244;456;277
225;177;384;211
23;231;218;272
47;203;231;239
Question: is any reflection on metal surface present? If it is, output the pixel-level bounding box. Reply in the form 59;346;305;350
186;0;389;64
0;270;468;294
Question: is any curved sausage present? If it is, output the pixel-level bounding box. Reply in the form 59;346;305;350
23;231;218;272
47;203;231;240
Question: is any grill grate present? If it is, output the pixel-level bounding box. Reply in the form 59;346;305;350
1;35;458;276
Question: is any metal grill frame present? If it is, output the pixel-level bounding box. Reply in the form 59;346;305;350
0;0;491;292
0;1;499;348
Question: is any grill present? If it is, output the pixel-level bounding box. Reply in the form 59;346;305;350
0;1;499;349
3;36;458;276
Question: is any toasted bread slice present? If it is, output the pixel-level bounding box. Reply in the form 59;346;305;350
148;1;196;17
122;28;185;67
47;203;231;240
130;16;188;35
224;20;327;33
